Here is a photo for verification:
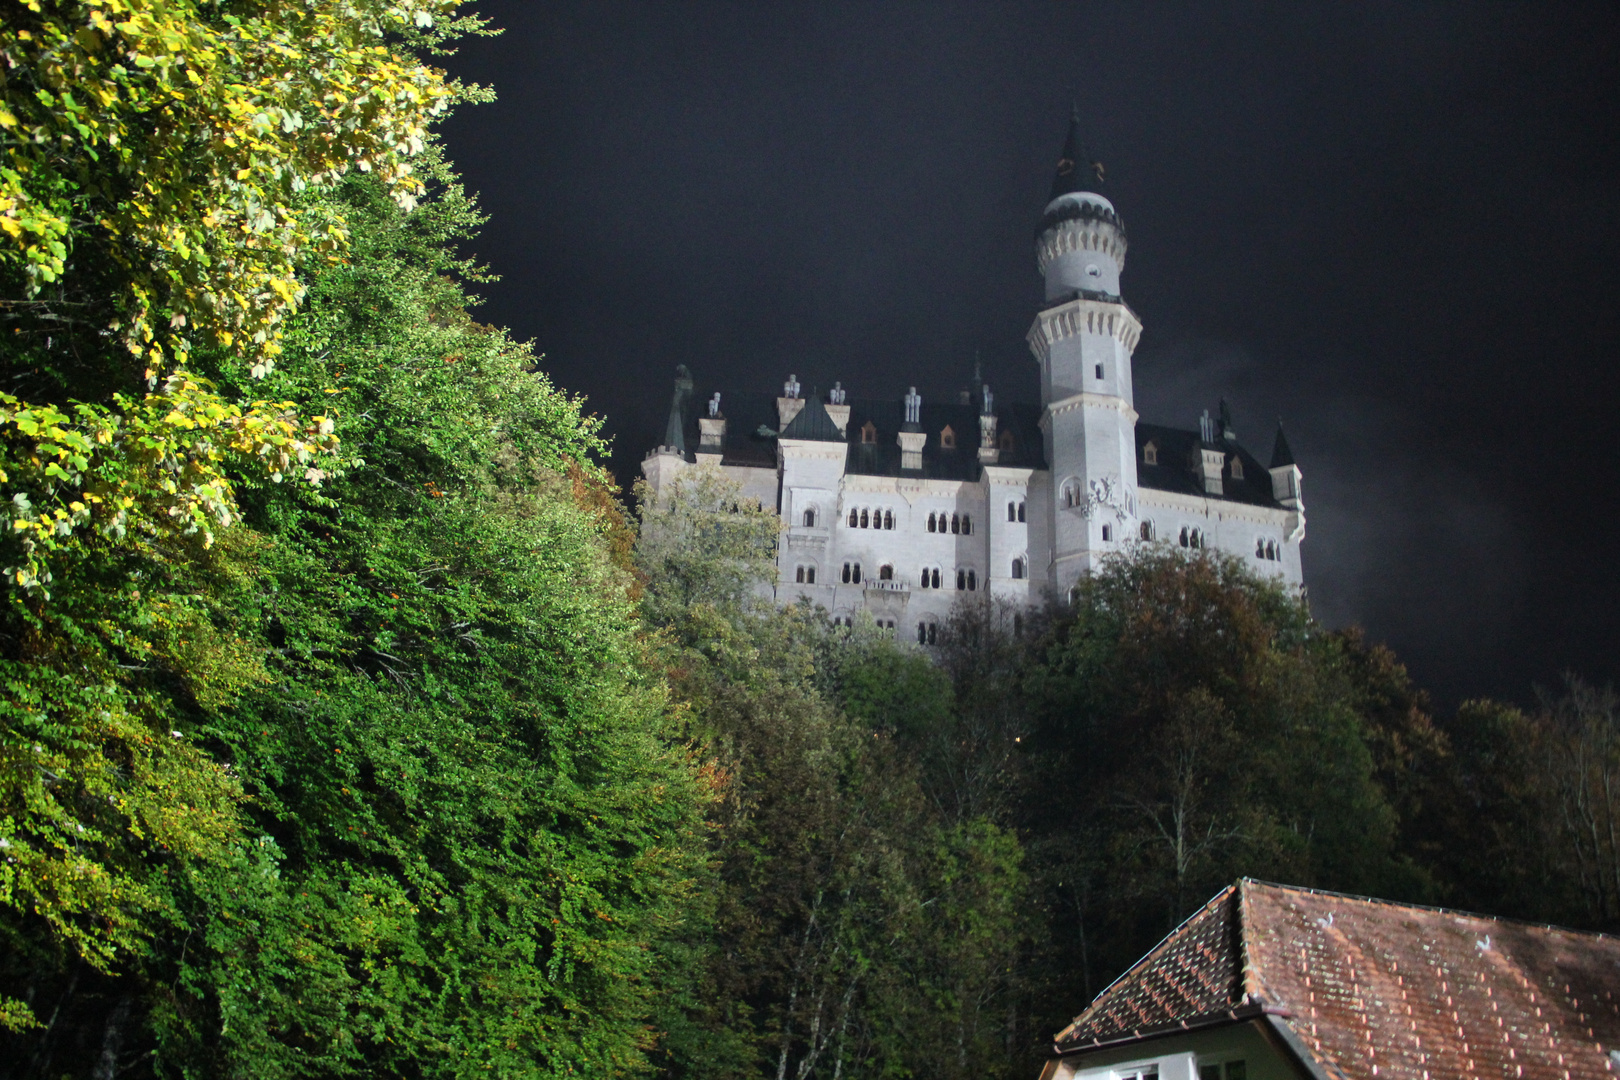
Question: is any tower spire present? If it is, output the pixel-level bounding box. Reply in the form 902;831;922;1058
1051;103;1104;200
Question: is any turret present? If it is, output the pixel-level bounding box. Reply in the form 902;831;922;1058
1037;105;1128;303
1269;421;1306;543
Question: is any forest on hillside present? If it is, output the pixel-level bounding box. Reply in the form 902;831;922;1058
1;4;1617;1078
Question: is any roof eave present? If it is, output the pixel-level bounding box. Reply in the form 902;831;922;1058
1051;1003;1281;1058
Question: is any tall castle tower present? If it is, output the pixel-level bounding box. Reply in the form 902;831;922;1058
1027;109;1144;597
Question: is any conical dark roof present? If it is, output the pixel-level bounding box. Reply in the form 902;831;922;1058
1270;421;1296;468
1050;105;1105;200
779;396;843;442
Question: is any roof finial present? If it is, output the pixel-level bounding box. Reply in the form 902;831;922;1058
1051;105;1104;201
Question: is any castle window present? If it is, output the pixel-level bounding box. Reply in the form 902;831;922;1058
920;567;930;588
931;568;941;589
1189;528;1203;550
918;622;927;644
1095;363;1104;380
1230;456;1244;480
848;509;858;528
883;509;894;530
1256;538;1266;559
967;569;977;591
860;508;869;529
796;566;805;583
842;562;852;584
1018;501;1026;523
957;569;966;590
999;429;1015;452
918;621;938;645
861;421;877;445
852;563;862;583
1266;539;1279;561
940;425;956;449
1179;526;1190;548
962;514;972;535
803;507;817;528
1008;501;1017;522
951;513;961;535
1011;557;1025;580
879;564;893;581
1140;520;1155;541
927;512;937;533
1102;524;1112;542
1144;441;1158;466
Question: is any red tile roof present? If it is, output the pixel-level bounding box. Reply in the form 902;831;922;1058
1055;880;1620;1080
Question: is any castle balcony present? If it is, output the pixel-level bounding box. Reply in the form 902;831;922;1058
863;579;910;595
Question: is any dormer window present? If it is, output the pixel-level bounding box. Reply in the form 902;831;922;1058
861;421;877;445
1229;456;1244;480
999;429;1015;452
940;424;956;449
1143;441;1158;466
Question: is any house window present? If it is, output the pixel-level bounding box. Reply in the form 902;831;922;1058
883;509;894;530
1011;557;1025;580
1144;441;1158;466
1230;456;1244;480
861;421;877;444
879;564;893;581
940;425;956;449
1140;520;1155;541
1101;524;1112;542
803;507;816;527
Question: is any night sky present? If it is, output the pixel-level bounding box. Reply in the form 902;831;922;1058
437;1;1620;709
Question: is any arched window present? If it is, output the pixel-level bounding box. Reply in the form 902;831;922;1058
860;508;869;529
962;514;972;535
861;421;877;445
917;622;927;644
927;512;937;533
1007;501;1017;522
956;569;966;591
883;509;894;530
1255;537;1266;559
1017;501;1026;523
1011;557;1025;580
879;564;894;581
920;567;930;588
1143;441;1158;466
999;429;1015;452
803;507;816;528
1190;529;1203;550
1267;539;1279;560
796;566;805;583
852;563;862;584
940;425;956;449
931;568;941;589
1140;520;1155;541
1179;526;1190;548
841;562;852;584
951;513;961;535
848;509;858;528
967;570;977;591
927;622;938;645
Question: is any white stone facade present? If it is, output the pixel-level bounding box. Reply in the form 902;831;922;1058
642;143;1305;638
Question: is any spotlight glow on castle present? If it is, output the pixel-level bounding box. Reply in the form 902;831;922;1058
643;111;1305;640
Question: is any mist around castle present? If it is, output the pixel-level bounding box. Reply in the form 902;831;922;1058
0;5;1616;1080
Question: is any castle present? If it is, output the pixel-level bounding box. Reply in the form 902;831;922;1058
642;111;1305;640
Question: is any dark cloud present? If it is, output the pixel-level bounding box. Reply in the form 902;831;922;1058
439;0;1620;707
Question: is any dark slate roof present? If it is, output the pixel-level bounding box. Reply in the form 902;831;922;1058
668;384;1046;481
1057;880;1620;1080
1271;422;1296;468
1136;422;1282;508
1050;105;1107;202
779;396;843;441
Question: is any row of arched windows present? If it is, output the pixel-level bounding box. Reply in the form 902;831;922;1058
1006;500;1027;522
917;620;939;645
1179;526;1204;550
795;565;817;584
926;512;973;535
1256;538;1280;561
803;559;1033;588
848;507;894;530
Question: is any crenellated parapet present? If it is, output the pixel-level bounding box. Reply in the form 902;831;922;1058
1036;216;1128;274
1025;295;1143;365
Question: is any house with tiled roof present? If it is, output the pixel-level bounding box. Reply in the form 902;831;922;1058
643;110;1307;637
1040;879;1620;1080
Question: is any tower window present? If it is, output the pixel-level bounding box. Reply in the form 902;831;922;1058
860;508;869;529
927;512;937;533
957;569;966;590
940;425;956;449
884;509;894;530
951;513;961;535
1095;364;1104;380
1179;526;1189;548
962;514;972;535
1018;501;1026;523
803;507;816;527
842;562;852;583
1008;501;1017;522
852;563;862;583
930;567;941;589
848;509;858;528
796;566;805;583
967;569;977;591
1011;557;1025;580
1144;441;1158;466
879;564;893;581
806;566;816;583
1101;524;1112;542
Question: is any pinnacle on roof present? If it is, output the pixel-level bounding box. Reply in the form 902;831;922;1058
663;364;693;453
1270;420;1296;468
1050;104;1105;201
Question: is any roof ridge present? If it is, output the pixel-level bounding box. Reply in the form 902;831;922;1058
1237;877;1616;940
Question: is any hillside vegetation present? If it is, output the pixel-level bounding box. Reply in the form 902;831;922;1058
2;4;1616;1079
